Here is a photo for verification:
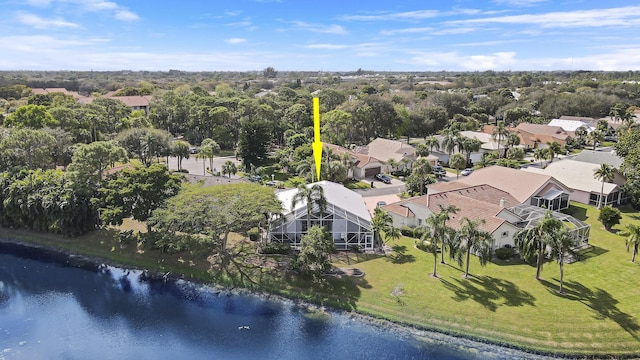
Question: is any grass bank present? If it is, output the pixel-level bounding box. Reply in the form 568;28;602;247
1;203;639;357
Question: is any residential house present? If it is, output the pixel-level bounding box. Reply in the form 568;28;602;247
106;95;153;115
548;116;597;132
269;181;374;250
439;165;572;211
515;123;572;149
323;138;420;179
522;159;628;206
572;149;624;169
382;182;590;251
382;184;529;250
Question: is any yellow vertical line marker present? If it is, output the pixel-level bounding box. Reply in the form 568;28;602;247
312;97;323;182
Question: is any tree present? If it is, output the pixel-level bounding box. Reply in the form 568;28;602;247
221;160;237;178
294;225;335;279
0;128;56;171
420;230;440;278
171;140;190;171
3;104;58;129
574;126;588;146
66;141;128;191
405;157;433;196
415;143;430;158
548;227;575;293
371;208;400;246
441;128;459;159
424;136;440;153
491;121;509;158
424;205;459;265
546;141;562;162
263;67;278;78
449;153;466;179
99;164;183;233
586;130;603;150
238;119;271;169
200;138;220;175
291;183;327;232
514;210;563;280
148;182;282;251
454;217;493;278
533;148;548;168
115;127;171;167
598;205;622;231
622;224;640;263
593;163;615;209
461;137;482;166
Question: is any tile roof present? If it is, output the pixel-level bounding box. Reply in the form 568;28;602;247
426;192;507;233
354;138;415;163
522;159;619;195
323;143;376;168
572;150;624;168
456;165;562;203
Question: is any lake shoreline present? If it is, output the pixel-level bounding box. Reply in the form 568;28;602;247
0;235;632;359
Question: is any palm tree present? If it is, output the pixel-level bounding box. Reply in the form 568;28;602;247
200;138;220;175
296;157;316;182
491;121;509;158
221;160;237;178
574;126;588;146
506;133;520;151
449;153;466;179
171;140;190;171
424;204;459;264
547;141;562;162
424;136;440;153
291;183;327;232
441;128;459;160
461;137;482;167
455;217;493;278
386;158;399;174
586;130;603;150
414;143;430;158
623;224;640;263
421;230;439;278
549;227;574;294
340;152;356;179
533;148;547;168
593;164;615;209
514;210;563;280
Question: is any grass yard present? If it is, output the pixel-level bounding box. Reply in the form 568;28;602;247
1;202;638;356
345;202;640;356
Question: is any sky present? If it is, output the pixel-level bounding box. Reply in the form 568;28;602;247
2;0;640;72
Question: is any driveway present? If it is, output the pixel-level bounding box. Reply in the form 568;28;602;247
166;155;242;178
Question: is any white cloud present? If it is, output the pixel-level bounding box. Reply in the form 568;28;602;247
447;6;640;29
225;38;247;44
16;12;79;29
304;44;349;50
115;9;139;21
290;21;347;34
339;10;440;22
492;0;547;7
380;27;432;36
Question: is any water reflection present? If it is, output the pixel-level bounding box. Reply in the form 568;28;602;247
0;244;555;360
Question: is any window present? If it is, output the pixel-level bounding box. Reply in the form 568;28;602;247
501;231;509;238
417;218;422;226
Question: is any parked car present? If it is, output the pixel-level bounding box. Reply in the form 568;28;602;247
247;175;262;182
461;168;473;176
376;201;387;208
432;166;446;178
374;173;392;184
189;147;199;154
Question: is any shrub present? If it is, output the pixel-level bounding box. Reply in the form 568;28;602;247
495;247;514;260
598;205;621;230
247;227;260;242
259;242;292;255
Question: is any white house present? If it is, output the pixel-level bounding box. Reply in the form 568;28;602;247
269;181;374;250
522;159;628;206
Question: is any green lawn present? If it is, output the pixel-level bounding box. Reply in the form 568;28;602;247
345;203;640;355
2;202;639;356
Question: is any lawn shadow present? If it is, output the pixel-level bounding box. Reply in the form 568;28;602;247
540;279;639;340
385;244;416;264
440;275;536;312
491;256;527;266
564;205;587;221
576;245;609;261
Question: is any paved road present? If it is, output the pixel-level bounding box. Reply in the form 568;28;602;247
166;155;242;178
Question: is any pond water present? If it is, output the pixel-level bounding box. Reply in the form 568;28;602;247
0;243;555;360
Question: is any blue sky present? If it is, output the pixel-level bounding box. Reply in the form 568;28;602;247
2;0;640;71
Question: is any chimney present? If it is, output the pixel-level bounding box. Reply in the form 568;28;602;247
500;197;506;208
